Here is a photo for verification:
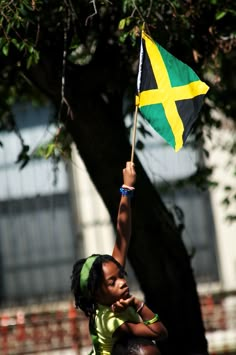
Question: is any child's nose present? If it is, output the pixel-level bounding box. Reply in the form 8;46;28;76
119;279;127;288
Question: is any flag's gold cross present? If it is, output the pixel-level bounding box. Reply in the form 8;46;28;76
138;32;209;151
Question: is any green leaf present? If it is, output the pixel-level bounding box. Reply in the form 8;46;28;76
2;44;9;56
215;11;226;20
26;55;33;69
11;38;20;49
119;32;129;43
28;45;34;54
118;19;126;30
226;215;236;223
224;185;232;191
19;157;30;170
222;197;230;206
20;42;26;51
32;50;39;64
45;143;55;159
6;23;12;34
136;140;144;150
126;17;131;26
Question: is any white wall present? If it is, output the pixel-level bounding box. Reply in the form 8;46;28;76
205;125;236;291
70;145;115;257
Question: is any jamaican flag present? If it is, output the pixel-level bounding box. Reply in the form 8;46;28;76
136;31;209;151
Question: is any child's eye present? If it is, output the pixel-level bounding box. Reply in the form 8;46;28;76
108;279;115;286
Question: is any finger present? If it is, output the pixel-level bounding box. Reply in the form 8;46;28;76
119;299;126;306
126;163;135;173
116;301;123;307
126;162;131;170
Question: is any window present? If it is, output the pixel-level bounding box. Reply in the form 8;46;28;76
0;104;76;305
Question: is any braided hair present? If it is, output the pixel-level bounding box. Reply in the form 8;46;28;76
71;254;125;318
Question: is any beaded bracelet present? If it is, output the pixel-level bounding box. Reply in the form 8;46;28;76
120;187;134;198
143;313;159;325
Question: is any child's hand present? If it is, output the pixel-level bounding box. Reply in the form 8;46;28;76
111;295;135;313
123;161;136;187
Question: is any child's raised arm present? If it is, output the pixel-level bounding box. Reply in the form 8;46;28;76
112;161;136;267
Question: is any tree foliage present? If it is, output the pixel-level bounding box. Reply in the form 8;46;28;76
0;0;235;219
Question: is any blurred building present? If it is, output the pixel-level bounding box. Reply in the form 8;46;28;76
0;104;76;306
0;105;235;354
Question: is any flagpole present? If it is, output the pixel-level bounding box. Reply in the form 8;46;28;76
130;103;139;163
131;27;144;163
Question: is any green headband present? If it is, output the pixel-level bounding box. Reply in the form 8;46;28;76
80;255;99;296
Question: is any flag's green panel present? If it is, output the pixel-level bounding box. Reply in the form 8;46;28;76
140;103;176;149
157;43;200;87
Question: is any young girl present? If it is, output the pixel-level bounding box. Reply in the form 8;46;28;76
71;161;168;354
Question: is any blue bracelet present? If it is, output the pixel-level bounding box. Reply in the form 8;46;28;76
120;187;134;198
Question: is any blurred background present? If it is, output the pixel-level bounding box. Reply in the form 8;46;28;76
0;103;235;354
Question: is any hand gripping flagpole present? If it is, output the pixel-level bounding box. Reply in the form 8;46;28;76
130;29;144;164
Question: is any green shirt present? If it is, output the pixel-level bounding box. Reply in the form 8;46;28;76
94;304;140;354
